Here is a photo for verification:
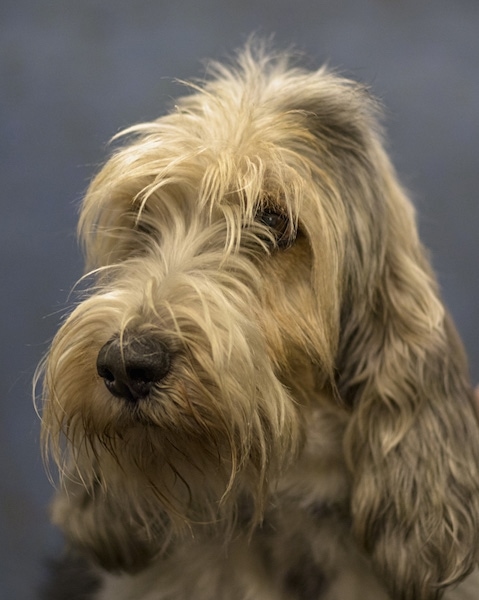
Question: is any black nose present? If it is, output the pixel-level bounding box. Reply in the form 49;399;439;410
96;333;171;402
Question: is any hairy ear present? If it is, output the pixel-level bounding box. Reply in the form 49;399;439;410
339;152;479;599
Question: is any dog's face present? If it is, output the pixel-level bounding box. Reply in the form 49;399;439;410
43;58;357;516
40;47;479;597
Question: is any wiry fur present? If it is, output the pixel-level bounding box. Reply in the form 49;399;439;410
38;43;479;600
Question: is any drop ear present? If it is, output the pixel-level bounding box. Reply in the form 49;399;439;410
338;160;479;598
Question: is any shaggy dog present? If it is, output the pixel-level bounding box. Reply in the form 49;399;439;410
39;44;479;600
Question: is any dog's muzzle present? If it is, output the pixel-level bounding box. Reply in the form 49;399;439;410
96;333;171;403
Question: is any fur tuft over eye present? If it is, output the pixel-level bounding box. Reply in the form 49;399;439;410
255;207;295;248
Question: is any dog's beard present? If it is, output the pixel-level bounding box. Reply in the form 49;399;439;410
42;248;303;543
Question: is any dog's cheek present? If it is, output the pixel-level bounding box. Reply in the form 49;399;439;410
261;238;337;382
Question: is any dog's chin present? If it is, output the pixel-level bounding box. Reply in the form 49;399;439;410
73;386;268;509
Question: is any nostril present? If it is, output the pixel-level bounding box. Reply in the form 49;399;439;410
96;333;171;402
97;364;115;383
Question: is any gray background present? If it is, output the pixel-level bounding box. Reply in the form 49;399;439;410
1;1;478;598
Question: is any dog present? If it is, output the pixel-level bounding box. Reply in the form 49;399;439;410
38;43;479;600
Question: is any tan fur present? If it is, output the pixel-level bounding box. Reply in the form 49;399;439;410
38;43;479;599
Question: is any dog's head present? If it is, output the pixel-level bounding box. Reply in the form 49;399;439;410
39;44;479;597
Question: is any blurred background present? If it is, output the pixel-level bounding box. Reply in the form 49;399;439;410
1;1;478;598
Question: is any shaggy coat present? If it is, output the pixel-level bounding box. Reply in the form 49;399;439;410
39;44;479;600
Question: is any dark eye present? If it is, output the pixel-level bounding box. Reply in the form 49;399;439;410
134;215;158;239
256;208;295;249
135;221;154;236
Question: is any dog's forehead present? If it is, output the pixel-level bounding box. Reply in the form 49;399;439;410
125;112;313;220
173;62;372;148
170;95;300;165
79;57;382;271
127;68;375;222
